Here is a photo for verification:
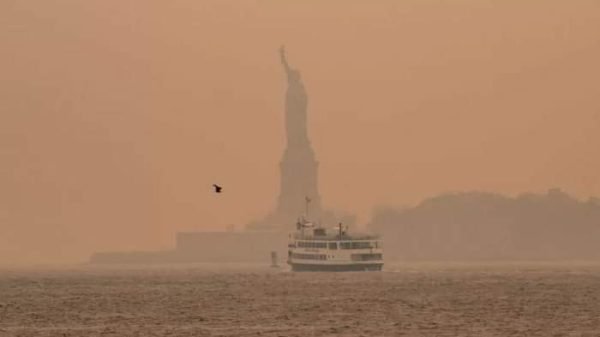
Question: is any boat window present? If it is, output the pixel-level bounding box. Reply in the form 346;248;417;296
298;241;327;249
351;253;383;261
339;241;373;249
291;253;327;260
314;228;326;236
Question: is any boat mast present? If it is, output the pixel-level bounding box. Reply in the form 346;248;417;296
305;196;311;219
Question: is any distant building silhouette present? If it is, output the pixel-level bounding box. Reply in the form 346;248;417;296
368;189;600;260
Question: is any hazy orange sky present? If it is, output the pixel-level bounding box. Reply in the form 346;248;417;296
2;0;599;264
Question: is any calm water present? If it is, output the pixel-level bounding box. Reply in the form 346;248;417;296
1;263;600;336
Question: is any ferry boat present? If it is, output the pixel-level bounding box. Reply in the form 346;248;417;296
287;208;383;272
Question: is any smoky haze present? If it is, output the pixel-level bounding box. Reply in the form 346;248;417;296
1;0;600;264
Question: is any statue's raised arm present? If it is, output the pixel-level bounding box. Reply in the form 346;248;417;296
279;45;292;75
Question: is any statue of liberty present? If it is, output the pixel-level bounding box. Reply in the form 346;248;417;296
247;46;357;230
279;45;309;147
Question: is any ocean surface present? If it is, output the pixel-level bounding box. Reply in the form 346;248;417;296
1;262;600;336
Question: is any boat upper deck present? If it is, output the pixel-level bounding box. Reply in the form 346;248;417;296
291;232;380;241
292;218;381;242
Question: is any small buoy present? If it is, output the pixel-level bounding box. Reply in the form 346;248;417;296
270;251;279;268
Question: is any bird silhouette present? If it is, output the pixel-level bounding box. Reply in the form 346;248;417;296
213;184;222;193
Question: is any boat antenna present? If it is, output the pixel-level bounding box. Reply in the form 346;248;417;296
305;196;311;218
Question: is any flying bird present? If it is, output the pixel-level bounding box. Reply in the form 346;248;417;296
213;184;222;193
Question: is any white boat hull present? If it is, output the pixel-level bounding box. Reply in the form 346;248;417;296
289;261;383;272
